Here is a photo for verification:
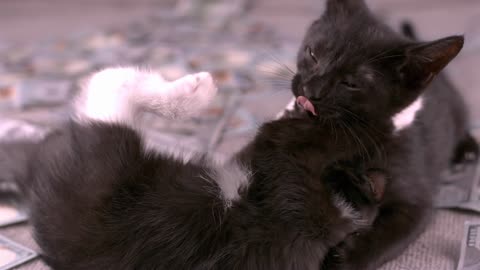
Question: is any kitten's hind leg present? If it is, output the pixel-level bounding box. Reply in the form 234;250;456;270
75;68;217;126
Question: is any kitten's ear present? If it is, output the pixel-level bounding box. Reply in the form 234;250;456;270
326;0;367;15
400;36;464;88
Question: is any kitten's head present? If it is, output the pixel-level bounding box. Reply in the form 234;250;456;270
292;0;463;126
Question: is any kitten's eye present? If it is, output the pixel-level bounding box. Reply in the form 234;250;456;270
341;80;360;90
306;46;318;64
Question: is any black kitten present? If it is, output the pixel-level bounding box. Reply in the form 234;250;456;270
287;1;477;269
401;20;479;169
1;68;392;270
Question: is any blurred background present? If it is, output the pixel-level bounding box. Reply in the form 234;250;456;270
0;0;479;269
1;0;480;44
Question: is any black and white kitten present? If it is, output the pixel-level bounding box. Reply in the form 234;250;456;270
281;1;478;269
2;67;395;269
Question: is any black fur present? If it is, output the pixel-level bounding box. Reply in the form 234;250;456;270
4;116;391;270
288;1;477;269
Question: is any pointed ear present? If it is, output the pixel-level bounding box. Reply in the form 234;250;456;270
326;0;367;16
400;35;464;88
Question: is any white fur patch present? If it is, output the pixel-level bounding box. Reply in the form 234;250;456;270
75;67;150;125
144;142;198;164
333;194;370;227
332;194;370;227
74;67;217;127
275;97;296;119
332;194;360;221
205;160;251;208
392;97;423;132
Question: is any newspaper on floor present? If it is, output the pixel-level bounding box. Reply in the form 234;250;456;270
457;221;480;270
0;235;37;270
435;159;480;213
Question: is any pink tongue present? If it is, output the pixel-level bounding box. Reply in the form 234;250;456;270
296;96;317;115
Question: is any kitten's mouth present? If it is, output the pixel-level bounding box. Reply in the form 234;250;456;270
296;96;317;116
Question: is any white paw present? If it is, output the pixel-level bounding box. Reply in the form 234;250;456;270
166;72;217;116
173;72;215;95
